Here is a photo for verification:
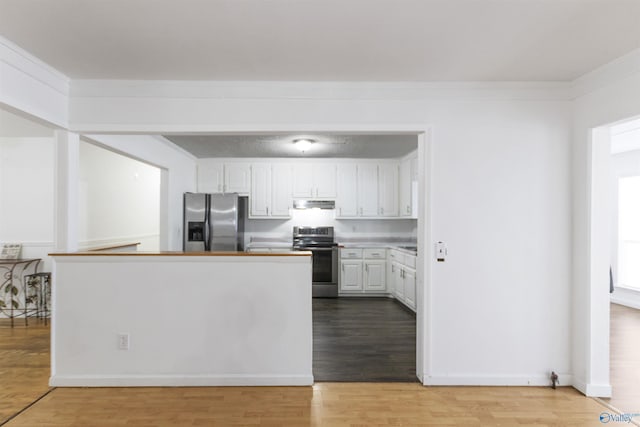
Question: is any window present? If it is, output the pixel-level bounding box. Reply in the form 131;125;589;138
617;176;640;290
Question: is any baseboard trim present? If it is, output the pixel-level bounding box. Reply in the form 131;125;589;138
422;373;573;387
50;374;314;387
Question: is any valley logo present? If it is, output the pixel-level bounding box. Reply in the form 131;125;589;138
599;412;640;423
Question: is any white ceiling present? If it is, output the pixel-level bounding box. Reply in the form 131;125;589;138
165;134;418;158
1;0;639;81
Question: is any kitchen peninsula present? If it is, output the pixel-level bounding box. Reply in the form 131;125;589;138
48;251;312;387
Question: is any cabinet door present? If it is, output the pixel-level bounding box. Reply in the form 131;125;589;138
357;164;378;216
271;163;292;217
364;261;386;292
197;161;224;193
340;260;363;291
250;163;271;217
314;164;337;198
378;162;399;217
388;262;397;295
404;268;416;310
399;157;412;217
225;163;251;194
336;164;358;217
292;163;314;197
393;262;404;299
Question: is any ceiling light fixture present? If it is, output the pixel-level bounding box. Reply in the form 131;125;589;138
293;138;315;152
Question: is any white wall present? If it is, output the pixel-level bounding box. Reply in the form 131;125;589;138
51;254;313;386
82;135;197;251
0;137;55;270
78;141;161;251
66;80;574;388
572;48;640;396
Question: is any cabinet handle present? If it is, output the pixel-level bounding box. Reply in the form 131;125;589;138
359;207;363;215
338;207;342;216
365;264;368;272
371;252;380;256
266;206;269;215
380;207;384;215
407;206;410;214
342;264;344;271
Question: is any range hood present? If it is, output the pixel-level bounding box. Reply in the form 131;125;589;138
293;200;336;210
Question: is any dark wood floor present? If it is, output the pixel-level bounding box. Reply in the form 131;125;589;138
312;297;417;382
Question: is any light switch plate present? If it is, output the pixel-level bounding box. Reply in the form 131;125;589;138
436;241;447;262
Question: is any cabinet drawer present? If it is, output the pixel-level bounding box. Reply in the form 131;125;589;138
404;254;417;269
340;248;363;259
363;248;386;259
388;250;405;265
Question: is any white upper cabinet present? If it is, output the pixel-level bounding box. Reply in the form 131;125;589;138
197;161;250;194
292;164;314;197
314;164;337;198
378;163;399;217
336;163;358;217
271;163;293;217
292;163;337;198
250;163;271;217
399;157;412;217
224;163;251;194
197;161;224;193
250;163;291;218
357;163;378;217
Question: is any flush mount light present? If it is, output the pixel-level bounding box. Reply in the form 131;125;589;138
293;138;315;152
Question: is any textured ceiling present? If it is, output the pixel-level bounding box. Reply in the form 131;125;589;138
1;0;639;81
165;134;418;158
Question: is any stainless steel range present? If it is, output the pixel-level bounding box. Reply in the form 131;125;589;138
293;226;338;297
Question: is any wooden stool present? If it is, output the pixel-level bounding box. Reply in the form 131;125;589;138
24;272;51;325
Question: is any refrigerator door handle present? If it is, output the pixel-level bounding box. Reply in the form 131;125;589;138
204;195;211;251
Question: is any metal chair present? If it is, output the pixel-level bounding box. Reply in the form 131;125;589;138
24;272;51;325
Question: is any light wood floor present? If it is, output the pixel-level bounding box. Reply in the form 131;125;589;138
3;384;614;426
3;309;638;426
605;303;640;414
0;319;51;425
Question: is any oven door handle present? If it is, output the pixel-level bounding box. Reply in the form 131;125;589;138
297;247;336;251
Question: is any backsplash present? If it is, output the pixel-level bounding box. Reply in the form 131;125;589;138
244;209;417;244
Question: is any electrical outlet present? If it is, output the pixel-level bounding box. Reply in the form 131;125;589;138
118;333;130;350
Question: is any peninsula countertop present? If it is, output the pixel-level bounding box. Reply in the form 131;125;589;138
49;250;311;257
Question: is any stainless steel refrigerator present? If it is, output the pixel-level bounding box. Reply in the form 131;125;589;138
183;192;246;252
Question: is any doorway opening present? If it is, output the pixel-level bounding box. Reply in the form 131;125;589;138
165;129;432;383
605;118;640;413
78;139;163;252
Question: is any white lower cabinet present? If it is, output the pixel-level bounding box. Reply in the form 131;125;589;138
403;268;416;310
340;260;363;291
388;249;416;312
364;261;386;291
339;248;386;294
339;247;416;311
